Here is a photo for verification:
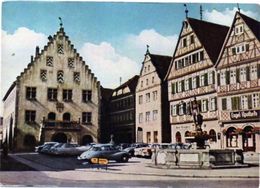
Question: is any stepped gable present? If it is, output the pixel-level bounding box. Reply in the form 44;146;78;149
114;75;139;93
149;54;172;80
2;27;100;101
187;17;229;64
238;12;260;41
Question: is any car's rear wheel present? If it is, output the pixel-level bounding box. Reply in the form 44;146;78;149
120;155;129;163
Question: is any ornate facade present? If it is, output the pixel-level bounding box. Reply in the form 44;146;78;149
136;51;171;143
166;18;229;148
215;12;260;152
2;26;100;151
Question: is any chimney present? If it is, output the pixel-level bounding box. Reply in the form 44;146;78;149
31;55;34;63
35;46;40;57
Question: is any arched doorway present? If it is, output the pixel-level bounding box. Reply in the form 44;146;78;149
82;135;93;145
23;134;36;150
176;132;182;143
52;133;67;143
209;129;217;142
63;112;71;121
242;126;255;152
226;127;238;147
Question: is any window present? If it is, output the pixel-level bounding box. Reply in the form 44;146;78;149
241;95;248;110
240;67;247;82
153;110;158;121
82;90;92;102
172;105;177;116
57;44;64;54
63;113;71;121
82;112;92;123
145;112;150;122
63;89;72;102
192;77;197;89
230;69;236;84
144;67;147;73
40;69;47;81
209;129;217;142
152;91;157;101
46;56;53;66
231;96;241;110
222;98;227;110
152;77;155;83
251;65;257;80
235;24;243;35
185;79;189;91
146;79;149;86
47;88;57;101
182;38;187;47
179;103;184;115
26;87;36;100
226;127;238;147
178;81;182;92
147;132;151;143
190;35;194;44
57;70;64;83
148;65;150;71
210;97;216;111
208;72;213;85
25;110;36;123
252;93;260;108
146;93;150;103
154;131;158;143
200;75;205;87
139;95;143;104
139;113;143;123
74;72;80;83
220;72;226;85
68;58;74;68
202;99;208;112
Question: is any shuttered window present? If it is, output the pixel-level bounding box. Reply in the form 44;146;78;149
222;98;227;110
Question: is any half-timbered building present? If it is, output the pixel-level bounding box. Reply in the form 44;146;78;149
136;50;171;143
215;12;260;152
2;26;100;151
166;18;229;148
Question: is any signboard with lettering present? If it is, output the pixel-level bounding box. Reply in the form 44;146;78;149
230;110;260;120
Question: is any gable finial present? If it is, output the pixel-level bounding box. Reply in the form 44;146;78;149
58;17;63;28
184;4;189;18
200;5;203;20
237;3;241;12
146;44;150;54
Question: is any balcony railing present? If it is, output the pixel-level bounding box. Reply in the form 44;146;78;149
42;120;81;131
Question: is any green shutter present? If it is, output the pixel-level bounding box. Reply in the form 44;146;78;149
217;73;220;86
212;71;215;84
231;97;235;110
206;99;208;111
176;104;179;115
232;48;236;55
236;68;240;83
257;64;260;79
246;66;250;81
222;98;227;110
189;78;192;90
204;73;208;86
196;76;200;88
237;96;241;110
248;95;252;109
176;82;179;93
172;83;175;94
181;80;185;92
214;97;217;111
226;71;230;84
245;44;249;52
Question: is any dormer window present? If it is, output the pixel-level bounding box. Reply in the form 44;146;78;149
190;35;194;44
182;38;187;48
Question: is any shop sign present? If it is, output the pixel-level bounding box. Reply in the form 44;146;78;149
230;110;260;120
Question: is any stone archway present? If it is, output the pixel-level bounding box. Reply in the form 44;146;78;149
81;135;93;145
51;132;67;143
242;126;255;152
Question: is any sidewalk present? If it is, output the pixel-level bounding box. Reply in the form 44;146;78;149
9;154;260;179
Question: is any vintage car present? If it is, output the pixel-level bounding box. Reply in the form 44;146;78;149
123;143;149;157
134;143;171;158
35;142;58;153
40;143;63;154
77;144;130;163
49;143;92;156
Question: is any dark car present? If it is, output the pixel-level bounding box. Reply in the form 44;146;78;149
35;142;58;153
77;144;130;163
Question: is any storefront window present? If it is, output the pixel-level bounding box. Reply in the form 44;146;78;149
226;127;238;147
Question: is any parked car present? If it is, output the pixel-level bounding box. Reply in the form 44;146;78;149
124;143;149;157
117;143;132;151
77;144;130;163
41;143;64;154
35;142;58;153
49;143;85;156
134;143;171;158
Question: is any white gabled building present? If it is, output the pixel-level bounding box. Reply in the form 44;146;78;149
136;50;172;144
166;17;229;148
2;26;100;151
215;12;260;152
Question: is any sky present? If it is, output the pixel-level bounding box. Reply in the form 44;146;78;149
1;1;260;115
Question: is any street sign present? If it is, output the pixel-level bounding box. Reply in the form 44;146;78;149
90;158;109;165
